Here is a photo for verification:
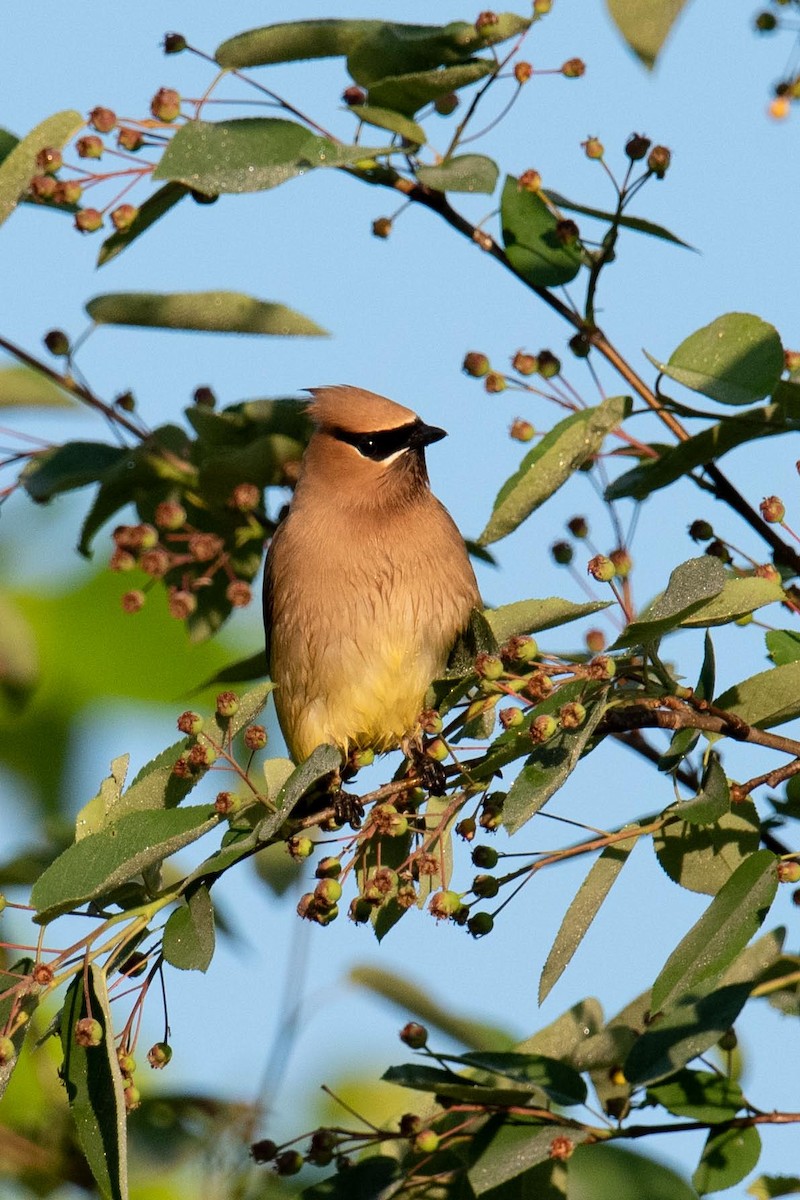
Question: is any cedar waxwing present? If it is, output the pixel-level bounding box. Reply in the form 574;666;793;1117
263;385;481;767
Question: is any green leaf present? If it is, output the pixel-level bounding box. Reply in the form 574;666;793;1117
469;1122;591;1194
612;556;726;648
0;594;39;710
694;1125;761;1196
458;1050;587;1106
503;699;608;834
276;743;342;812
654;799;760;896
475;678;586;780
606;0;690;68
162;885;215;972
368;61;493;116
766;629;800;666
61;966;128;1200
346;104;426;144
501;176;583;287
539;834;637;1003
624;980;752;1086
86;290;328;337
348;15;530;86
381;1062;528;1106
680;574;784;628
191;651;267;693
606;399;800;501
650;312;784;407
349;965;513;1050
0;109;83;228
517;998;604;1064
97;182;189;267
0;958;37;1099
417;154;498;194
673;754;730;826
216;19;384;67
153;117;393;195
547;189;693;248
479;396;627;546
659;632;714;773
484;598;612;643
303;1158;400;1199
0;364;75;408
647;1069;744;1122
20;441;126;503
31;805;218;923
568;1143;698;1200
716;660;800;729
749;1177;800;1199
651;849;778;1012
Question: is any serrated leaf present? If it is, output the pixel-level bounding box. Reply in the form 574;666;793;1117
276;743;342;812
0;958;37;1099
539;835;636;1003
613;556;726;648
547;189;693;248
346;103;425;144
469;1121;591;1194
20;441;126;503
716;660;800;729
480;396;627;546
647;1069;744;1122
349;965;513;1050
61;966;128;1200
680;574;784;628
693;1125;761;1196
651;849;778;1012
673;754;730;825
458;1050;587;1105
368;61;494;115
501;176;583;288
654;800;760;895
75;754;130;839
484;597;611;642
606;400;800;501
606;0;689;67
649;312;784;407
348;15;530;86
417;154;498;194
503;698;607;834
0;109;83;228
86;290;328;337
0;364;75;408
31;805;218;923
97;182;189;267
766;629;800;666
162;884;215;972
624;980;752;1086
153;117;394;195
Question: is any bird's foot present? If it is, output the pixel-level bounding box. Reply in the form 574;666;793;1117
407;745;447;795
332;790;365;829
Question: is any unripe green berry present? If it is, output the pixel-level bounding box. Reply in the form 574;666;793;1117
275;1150;304;1176
177;710;203;736
349;897;372;923
484;371;506;394
111;204;138;231
413;1129;440;1154
117;127;144;152
315;856;342;879
75;208;103;233
582;136;604;159
350;747;374;769
568;515;588;538
74;1017;103;1047
538;350;561;377
287;835;314;861
689;519;714;542
428;889;462;920
151;87;181;122
76;135;103;159
512;350;538;375
244;724;267;751
760;495;786;523
251;1138;278;1163
314;877;342;909
472;873;499;898
530;714;558;744
551;540;573;565
456;817;476;841
587;554;615;582
426;737;448;762
0;1036;16;1065
499;706;524;729
475;652;503;680
519;168;542;192
509;418;535;442
467;911;495;937
777;859;800;883
610;547;632;577
216;691;239;719
44;329;70;356
36;146;63;174
163;32;188;54
147;1041;172;1068
89;107;116;133
559;701;586;729
434;92;459;116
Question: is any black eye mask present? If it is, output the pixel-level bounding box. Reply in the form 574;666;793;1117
331;420;446;461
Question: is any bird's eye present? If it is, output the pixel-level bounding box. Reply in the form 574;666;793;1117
330;422;422;461
358;436;377;457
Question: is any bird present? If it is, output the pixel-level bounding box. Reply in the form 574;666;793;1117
263;384;481;781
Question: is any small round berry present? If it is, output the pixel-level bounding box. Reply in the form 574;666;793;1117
188;531;223;562
472;844;499;869
74;208;103;233
512;350;538;375
463;351;490;377
226;580;252;608
514;61;533;84
413;1129;440;1154
372;216;392;238
434;92;459;115
168;588;197;620
551;540;573;565
533;0;552;11
784;350;800;373
706;539;732;563
472;873;499;899
555;219;579;246
348;896;373;923
777;860;800;884
215;790;238;816
425;737;448;762
244;724;268;751
216;691;239;719
428;889;462;920
251;1138;278;1163
456;817;476;841
718;1028;738;1052
30;174;57;200
89;107;116;133
569;332;591;358
399;1021;428;1048
562;58;586;78
760;496;786;523
74;1017;103;1047
484;371;506;394
769;96;791;120
44;329;70;356
121;589;146;614
177;710;203;735
287;835;314;861
154;500;187;530
518;169;542;192
54;180;83;205
315;856;342;880
147;1041;172;1068
111;204;138;231
610;547;632;577
559;701;586;729
117;127;144;152
163;32;188;54
582;136;604;159
475;11;500;32
647;145;671;178
549;1135;575;1161
475;652;504;680
139;548;170;578
342;84;366;105
625;132;651;161
537;350;561;377
509;418;535;442
151;88;182;122
499;706;524;729
418;709;443;734
188;741;216;769
275;1150;304;1176
350;746;375;769
36;147;63;174
587;554;615;582
229;482;261;511
530;714;558;743
755;10;778;30
689;519;714;542
0;1037;16;1065
76;135;104;159
467;910;495;936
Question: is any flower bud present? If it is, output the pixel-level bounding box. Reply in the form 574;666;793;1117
625;133;651;161
463;351;490;377
760;495;785;523
151;88;182;122
400;1021;428;1048
518;169;542;192
647;145;671;178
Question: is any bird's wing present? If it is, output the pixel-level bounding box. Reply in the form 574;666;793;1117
261;524;282;667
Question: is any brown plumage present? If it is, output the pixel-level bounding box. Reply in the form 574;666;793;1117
263;385;481;762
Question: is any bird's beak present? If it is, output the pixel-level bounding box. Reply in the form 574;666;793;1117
411;421;447;449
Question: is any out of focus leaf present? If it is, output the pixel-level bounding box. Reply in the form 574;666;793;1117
276;743;342;812
648;312;784;406
348;14;530;84
303;1157;400;1198
0;958;37;1100
153;118;394;195
0;109;83;228
484;597;611;643
539;834;637;1003
680;574;784;627
162;885;215;972
613;556;726;648
86;290;328;337
693;1125;761;1196
766;629;800;666
647;1069;744;1122
568;1143;698;1200
20;442;126;503
417;154;498;193
0;593;38;708
748;1176;800;1199
501;176;583;288
0;365;74;408
97;182;189;267
715;660;800;729
654;800;760;896
61;966;128;1200
381;1062;530;1106
216;19;384;66
479;396;627;545
651;850;777;1012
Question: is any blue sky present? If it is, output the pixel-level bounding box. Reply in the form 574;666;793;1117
2;2;800;1191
